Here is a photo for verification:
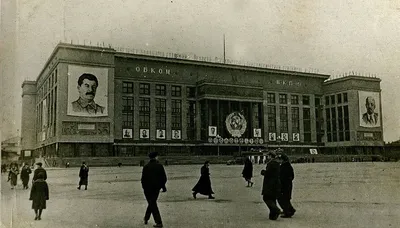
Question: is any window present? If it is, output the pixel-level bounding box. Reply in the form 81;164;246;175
139;98;150;128
267;93;275;103
315;97;320;106
155;84;166;96
187;101;196;139
330;95;335;105
331;107;337;142
291;107;299;132
338;106;344;141
325;96;329;105
139;83;150;95
343;93;348;103
171;100;182;128
326;108;332;142
291;95;299;105
303;96;310;105
123;82;134;94
186;87;196;98
122;97;134;112
123;113;134;126
344;105;350;141
155;99;166;129
303;108;311;142
171;85;181;97
279;94;287;104
280;106;288;132
267;105;276;132
337;94;342;104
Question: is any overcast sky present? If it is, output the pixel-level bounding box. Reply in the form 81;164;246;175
1;0;400;141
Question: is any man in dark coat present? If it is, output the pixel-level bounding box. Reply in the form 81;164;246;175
242;157;254;187
278;154;296;218
77;162;89;190
21;164;32;189
261;152;281;220
33;162;47;182
30;172;49;220
141;152;167;228
192;161;215;199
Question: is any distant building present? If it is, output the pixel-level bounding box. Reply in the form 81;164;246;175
20;43;384;158
1;136;21;161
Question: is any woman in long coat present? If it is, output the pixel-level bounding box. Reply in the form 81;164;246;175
21;164;32;189
77;162;89;190
8;163;19;189
242;157;254;187
192;161;215;199
30;173;49;220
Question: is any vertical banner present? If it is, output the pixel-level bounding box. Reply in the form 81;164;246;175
359;91;380;127
67;65;108;117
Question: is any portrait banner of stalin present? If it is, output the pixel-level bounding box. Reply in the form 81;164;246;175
67;65;108;117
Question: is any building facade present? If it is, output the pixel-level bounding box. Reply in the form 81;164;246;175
20;43;384;158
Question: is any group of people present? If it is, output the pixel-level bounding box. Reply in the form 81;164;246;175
140;150;296;227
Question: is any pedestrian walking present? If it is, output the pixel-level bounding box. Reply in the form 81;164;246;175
33;162;47;182
29;172;49;220
242;157;254;187
261;152;281;220
141;152;167;228
21;164;32;189
278;154;296;218
8;163;19;189
77;162;89;190
192;161;215;199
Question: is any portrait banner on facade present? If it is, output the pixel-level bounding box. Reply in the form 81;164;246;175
172;130;181;139
123;129;133;139
209;126;217;137
358;91;380;128
67;65;108;117
268;132;276;141
157;129;166;139
293;133;300;141
140;129;149;139
253;128;262;138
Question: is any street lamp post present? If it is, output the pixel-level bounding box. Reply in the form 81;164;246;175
216;135;222;157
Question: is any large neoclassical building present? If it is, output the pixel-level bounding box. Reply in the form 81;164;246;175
21;43;384;158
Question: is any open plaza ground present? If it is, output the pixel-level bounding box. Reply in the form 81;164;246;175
1;162;400;228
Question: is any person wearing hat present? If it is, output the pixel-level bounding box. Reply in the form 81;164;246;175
33;162;47;182
278;154;296;218
260;151;281;220
192;161;215;199
77;162;89;190
30;172;49;220
141;152;167;227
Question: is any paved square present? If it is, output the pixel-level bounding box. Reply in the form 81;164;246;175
1;162;400;228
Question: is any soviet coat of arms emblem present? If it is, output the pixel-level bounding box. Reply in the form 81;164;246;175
225;112;247;137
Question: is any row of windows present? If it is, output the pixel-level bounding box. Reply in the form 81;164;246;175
267;106;311;142
267;93;310;105
325;93;348;105
123;97;196;139
122;82;195;98
326;106;350;142
38;68;58;102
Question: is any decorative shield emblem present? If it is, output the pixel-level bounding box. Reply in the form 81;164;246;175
224;138;229;144
239;138;244;144
225;112;247;137
229;138;234;143
259;139;264;144
208;138;213;143
249;139;254;144
244;138;249;144
234;138;239;144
